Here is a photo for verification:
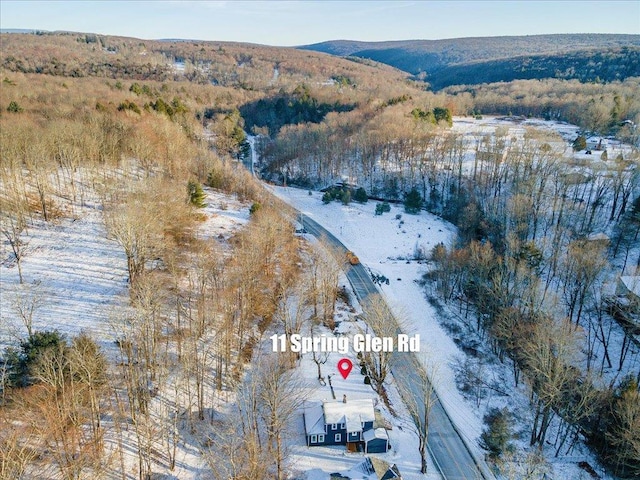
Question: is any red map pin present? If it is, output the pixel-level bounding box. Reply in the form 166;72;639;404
338;358;353;379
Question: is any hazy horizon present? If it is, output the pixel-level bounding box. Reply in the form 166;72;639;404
1;1;638;47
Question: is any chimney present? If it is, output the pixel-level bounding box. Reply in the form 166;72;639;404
342;394;347;403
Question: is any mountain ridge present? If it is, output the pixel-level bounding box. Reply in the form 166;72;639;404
299;34;640;89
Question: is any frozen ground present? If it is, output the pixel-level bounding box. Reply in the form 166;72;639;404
0;187;250;355
0;205;129;355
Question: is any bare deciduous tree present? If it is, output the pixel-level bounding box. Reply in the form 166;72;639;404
8;282;46;337
396;355;438;474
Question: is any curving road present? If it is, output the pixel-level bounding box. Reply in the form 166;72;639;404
300;213;492;480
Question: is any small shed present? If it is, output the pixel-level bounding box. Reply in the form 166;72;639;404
363;428;389;453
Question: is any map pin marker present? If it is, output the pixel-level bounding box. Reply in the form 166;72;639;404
338;358;353;379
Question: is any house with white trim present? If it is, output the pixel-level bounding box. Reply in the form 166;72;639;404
303;397;389;453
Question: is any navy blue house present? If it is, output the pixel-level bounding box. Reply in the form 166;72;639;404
303;398;389;453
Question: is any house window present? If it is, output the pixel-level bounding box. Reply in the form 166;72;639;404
340;423;345;430
310;435;317;444
331;423;337;430
318;434;325;443
335;433;341;442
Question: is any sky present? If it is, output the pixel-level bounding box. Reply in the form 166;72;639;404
1;0;638;46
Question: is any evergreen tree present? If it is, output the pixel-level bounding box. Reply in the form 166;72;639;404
404;187;423;214
433;107;453;126
5;330;66;387
354;187;368;203
188;181;207;208
480;408;513;458
249;202;262;215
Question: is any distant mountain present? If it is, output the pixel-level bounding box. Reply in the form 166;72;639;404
299;34;640;89
0;28;41;34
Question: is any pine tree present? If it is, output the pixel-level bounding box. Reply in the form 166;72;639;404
480;408;513;458
404;188;423;214
354;187;368;203
188;181;207;208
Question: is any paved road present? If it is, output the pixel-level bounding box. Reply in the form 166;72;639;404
300;213;492;480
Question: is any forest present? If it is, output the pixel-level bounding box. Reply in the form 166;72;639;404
301;34;640;89
0;31;639;479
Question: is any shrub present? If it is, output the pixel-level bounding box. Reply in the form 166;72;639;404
117;100;141;114
7;101;23;113
249;202;262;215
322;191;332;204
573;135;587;151
376;202;392;215
340;189;351;205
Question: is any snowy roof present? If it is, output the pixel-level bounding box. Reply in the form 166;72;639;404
354;457;400;480
620;276;640;298
304;402;326;435
587;232;610;242
323;399;375;430
363;428;389;443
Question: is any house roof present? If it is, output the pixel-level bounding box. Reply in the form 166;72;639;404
355;457;401;480
323;398;376;432
363;428;389;443
303;402;326;436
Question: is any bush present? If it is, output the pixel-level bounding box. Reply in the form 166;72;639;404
340;189;351;205
7;101;23;113
363;376;371;385
375;202;392;215
117;100;141;114
322;191;332;204
573;135;587;151
249;202;262;215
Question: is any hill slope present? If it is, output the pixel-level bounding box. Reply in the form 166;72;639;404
300;34;640;88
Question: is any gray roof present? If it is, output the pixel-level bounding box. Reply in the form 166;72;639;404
303;403;326;435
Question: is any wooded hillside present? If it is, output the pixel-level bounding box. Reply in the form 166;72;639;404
301;34;640;89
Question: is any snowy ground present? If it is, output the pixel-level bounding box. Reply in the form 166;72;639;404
0;187;250;356
0;205;129;355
